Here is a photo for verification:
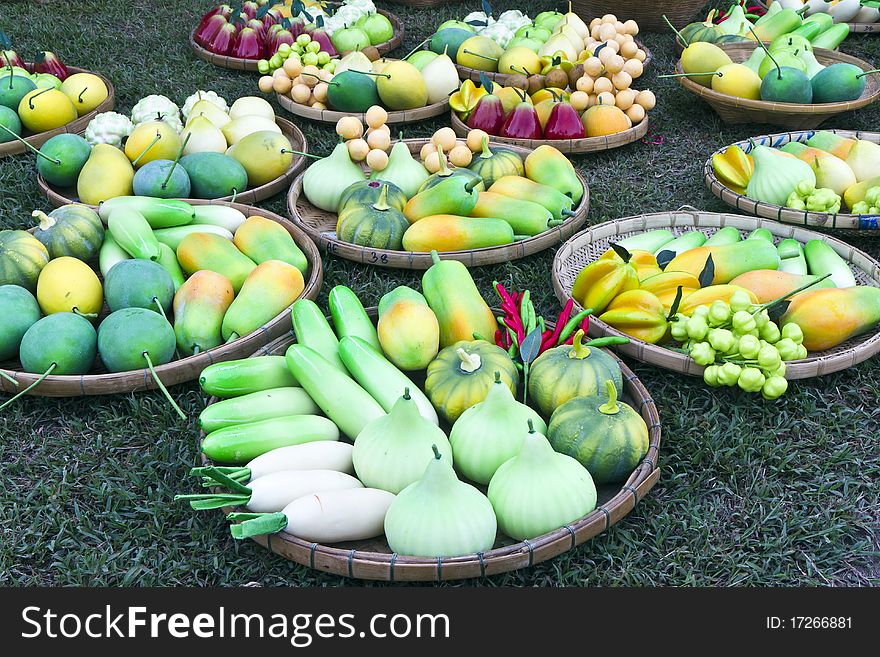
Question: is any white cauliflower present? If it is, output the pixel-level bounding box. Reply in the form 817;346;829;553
480;22;514;48
83;111;133;148
335;5;366;24
497;10;531;33
346;0;376;13
131;94;182;132
181;91;228;122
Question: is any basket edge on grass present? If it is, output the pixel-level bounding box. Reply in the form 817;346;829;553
286;138;590;269
35;117;309;208
200;308;661;582
704;128;880;232
0;200;323;398
0;66;116;159
572;0;706;33
551;210;880;380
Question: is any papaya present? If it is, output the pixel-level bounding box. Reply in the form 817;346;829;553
221;260;305;342
103;259;175;315
401;214;514;252
523;145;584;204
469;192;557;236
678;285;759;316
176;232;257;293
403;176;482;223
377;286;441;370
19;312;97;375
98;307;176;373
488;176;575;221
0;285;41;361
421;251;497;348
173;270;235;356
728;270;837;304
665;239;780;285
232;215;308;273
780;286;880;352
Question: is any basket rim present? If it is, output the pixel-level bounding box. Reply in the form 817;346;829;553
275;90;450;125
0;65;116;159
34;116;308;208
198;307;662;581
550;210;880;380
285;137;590;269
0;200;324;397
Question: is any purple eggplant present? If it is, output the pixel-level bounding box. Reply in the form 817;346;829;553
468;94;505;135
544;102;585;140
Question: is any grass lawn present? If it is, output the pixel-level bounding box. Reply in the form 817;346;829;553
1;0;878;587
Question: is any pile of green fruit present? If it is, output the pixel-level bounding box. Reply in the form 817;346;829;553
0;197;310;408
177;260;649;557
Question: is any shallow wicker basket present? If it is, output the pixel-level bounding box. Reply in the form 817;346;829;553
753;0;880;33
198;307;661;581
276;90;449;125
35;117;308;208
674;44;880;129
0;65;115;159
573;0;706;32
0;201;323;398
552;210;880;379
286;138;589;269
189;6;404;71
450;111;649;154
705;128;880;232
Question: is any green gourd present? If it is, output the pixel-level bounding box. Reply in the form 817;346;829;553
301;142;366;212
0;230;49;293
467;136;524;189
32;205;104;261
548;380;650;484
98;233;131;278
336;184;409;250
370;139;430;198
338;179;407;214
746;145;816;207
487;420;596;540
0;285;41;360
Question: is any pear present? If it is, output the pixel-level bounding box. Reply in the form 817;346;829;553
845;139;880;183
335;50;374;75
187;99;230;130
498;46;542;76
226;130;292;187
421;47;459;105
180;115;227;155
228;96;275;121
560;8;590;40
221;115;281;145
123;120;181;168
538;34;578;62
371;139;429;198
553;23;584;52
77;143;134;205
809;154;856;196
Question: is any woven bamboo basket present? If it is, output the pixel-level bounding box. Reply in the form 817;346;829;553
0;65;115;159
572;0;706;32
197;307;661;581
675;44;880;129
34;117;308;208
450;110;649;154
0;201;323;398
552;210;880;379
276;89;449;125
189;7;404;71
383;0;459;7
704;128;880;232
286;138;589;269
752;0;880;33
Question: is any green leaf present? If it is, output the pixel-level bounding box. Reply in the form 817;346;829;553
609;242;632;263
482;0;493;17
0;32;12;50
479;71;494;94
256;3;271;18
698;254;715;289
520;326;543;364
656;249;675;269
667;285;685;320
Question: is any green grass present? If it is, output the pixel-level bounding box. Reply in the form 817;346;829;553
1;0;879;587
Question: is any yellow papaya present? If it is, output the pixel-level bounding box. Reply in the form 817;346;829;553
571;257;639;315
173;270;235;356
598;290;669;344
678;285;758;316
377;286;440;370
176;232;257;293
843;175;880;209
780;286;880;352
638;271;701;313
665;239;780;285
221;260;304;341
598;248;662;281
401;214;513;252
233;215;308;273
728;269;836;304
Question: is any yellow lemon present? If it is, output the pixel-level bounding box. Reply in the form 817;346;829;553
124;120;181;168
60;73;109;116
17;88;77;132
36;256;103;317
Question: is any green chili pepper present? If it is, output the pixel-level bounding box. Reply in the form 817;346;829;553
584;336;630;348
557;308;592;345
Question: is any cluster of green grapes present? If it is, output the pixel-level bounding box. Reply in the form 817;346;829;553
670;290;807;400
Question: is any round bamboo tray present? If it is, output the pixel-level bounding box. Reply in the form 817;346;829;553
552;210;880;379
450;110;649;154
0;65;115;159
573;0;705;32
198;307;661;581
675;44;880;129
189;7;404;71
276;90;449;125
35;117;307;208
704;128;880;232
753;0;879;33
286;138;589;269
0;201;323;398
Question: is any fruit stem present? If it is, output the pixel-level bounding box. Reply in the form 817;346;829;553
479;134;492;158
403;36;431;61
130;132;163;167
77;87;87;103
464;176;483;192
462;49;499;62
0;123;61;163
527;418;535;434
431;444;441;460
403;386;411;400
662;14;689;48
0;369;18;385
0;362;56;410
142;351;186;420
27;85;52;110
161;132;191;190
568;328;592;359
281;148;321;159
658;72;723;79
510;65;532;77
597;380;620;415
748;25;781;79
350;68;392;79
856;69;880;79
455;347;482;373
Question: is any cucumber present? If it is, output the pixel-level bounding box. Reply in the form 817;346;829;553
98;232;131;277
747;228;774;242
107;207;161;261
200;415;340;464
285;343;385;440
615;229;675;253
192;204;247;233
803;239;856;288
99;196;195;228
654;231;707;267
337;336;439;425
704;226;742;246
329;286;381;352
199;356;299;398
290;299;347;375
776;239;808;275
199;387;320;433
153;224;233;250
156;242;185;290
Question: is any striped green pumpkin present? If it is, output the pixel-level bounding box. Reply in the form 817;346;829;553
467;139;524;189
33;204;104;261
547;381;649;484
336;185;409;250
338;180;407;214
0;230;50;293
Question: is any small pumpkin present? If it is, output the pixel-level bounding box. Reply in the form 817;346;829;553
547;380;649;484
527;329;623;417
677;12;722;47
467;136;524;189
581;99;630;138
0;230;50;293
338;179;407;214
336;184;409;250
32;204;104;261
425;339;518;424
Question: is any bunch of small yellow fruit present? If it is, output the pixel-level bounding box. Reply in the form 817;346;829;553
335;106;392;172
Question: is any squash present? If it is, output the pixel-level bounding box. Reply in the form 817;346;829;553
425;339;518;424
581;100;630;138
338;179;407;214
677;14;722;47
547;380;649;484
417;167;484;194
336;184;409;250
0;230;50;293
467;137;524;189
32;204;104;261
527;329;623;417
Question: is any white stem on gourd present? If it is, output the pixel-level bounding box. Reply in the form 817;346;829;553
456;348;481;373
